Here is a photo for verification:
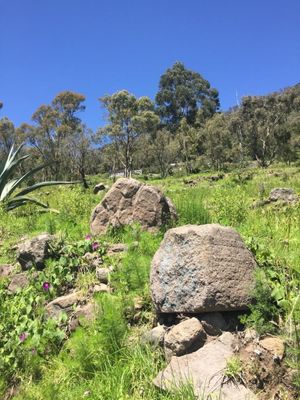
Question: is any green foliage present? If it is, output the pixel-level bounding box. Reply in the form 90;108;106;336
224;356;243;382
155;61;219;131
0;236;106;394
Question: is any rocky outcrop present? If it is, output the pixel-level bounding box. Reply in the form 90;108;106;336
17;233;55;270
154;332;256;399
90;178;177;235
150;224;256;313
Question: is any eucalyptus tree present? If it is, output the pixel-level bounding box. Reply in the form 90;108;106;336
99;90;159;177
155;62;220;131
26;91;86;179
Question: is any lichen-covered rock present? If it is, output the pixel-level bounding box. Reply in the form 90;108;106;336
17;233;55;270
90;178;177;235
150;224;256;313
164;318;206;360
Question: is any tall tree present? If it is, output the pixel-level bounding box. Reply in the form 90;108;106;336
155;62;219;131
203;113;233;170
99;90;159;177
0;117;16;158
26;91;86;179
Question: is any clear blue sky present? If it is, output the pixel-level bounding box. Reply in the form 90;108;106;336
1;0;299;131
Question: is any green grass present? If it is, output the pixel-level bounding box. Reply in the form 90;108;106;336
1;165;300;398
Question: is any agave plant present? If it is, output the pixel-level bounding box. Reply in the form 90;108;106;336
0;144;74;211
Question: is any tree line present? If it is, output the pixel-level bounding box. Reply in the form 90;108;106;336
1;62;299;184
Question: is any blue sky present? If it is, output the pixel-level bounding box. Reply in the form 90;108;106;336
1;0;299;131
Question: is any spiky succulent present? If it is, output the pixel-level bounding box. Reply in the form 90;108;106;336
0;144;73;211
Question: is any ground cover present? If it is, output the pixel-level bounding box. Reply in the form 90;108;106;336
0;165;299;399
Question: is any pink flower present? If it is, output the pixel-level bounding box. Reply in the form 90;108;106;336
19;332;27;342
85;234;92;240
42;282;51;291
92;242;99;251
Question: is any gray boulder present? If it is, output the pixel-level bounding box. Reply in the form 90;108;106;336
90;178;177;235
164;318;206;360
17;233;55;270
150;224;256;313
269;188;298;203
154;332;256;399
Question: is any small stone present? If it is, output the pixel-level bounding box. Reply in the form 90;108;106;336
200;312;226;336
93;284;110;293
164;317;207;360
96;267;110;283
269;188;298;203
93;183;106;194
46;291;82;319
107;243;128;256
259;337;285;360
82;252;103;268
8;273;29;293
0;264;15;278
17;233;55;270
142;325;166;347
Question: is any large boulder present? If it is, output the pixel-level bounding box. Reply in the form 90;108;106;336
154;332;256;399
90;178;177;235
150;224;256;313
17;233;55;270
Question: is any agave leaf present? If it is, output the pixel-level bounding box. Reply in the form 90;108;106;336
16;181;79;198
0;154;30;193
2;162;52;200
0;179;18;201
6;196;48;211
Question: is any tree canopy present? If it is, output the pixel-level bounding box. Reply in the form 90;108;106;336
155;62;220;131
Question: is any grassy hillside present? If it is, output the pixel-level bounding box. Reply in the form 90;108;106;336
0;165;299;399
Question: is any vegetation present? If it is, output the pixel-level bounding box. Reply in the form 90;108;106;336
0;144;73;211
0;165;299;398
0;61;299;398
1;63;299;181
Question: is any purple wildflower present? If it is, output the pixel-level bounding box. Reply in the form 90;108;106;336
92;242;99;251
42;281;51;291
85;234;92;240
19;332;27;342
